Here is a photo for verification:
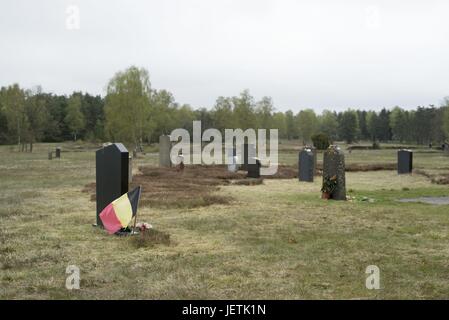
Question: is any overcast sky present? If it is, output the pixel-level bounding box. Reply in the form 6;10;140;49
1;0;449;112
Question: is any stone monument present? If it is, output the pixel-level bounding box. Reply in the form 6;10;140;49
227;146;238;172
242;143;256;171
95;143;129;226
299;148;314;182
159;135;172;167
397;149;413;174
322;145;346;200
247;158;261;178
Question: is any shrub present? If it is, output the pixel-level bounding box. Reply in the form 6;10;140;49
311;133;330;150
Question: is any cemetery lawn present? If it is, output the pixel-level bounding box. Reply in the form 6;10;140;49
1;142;449;299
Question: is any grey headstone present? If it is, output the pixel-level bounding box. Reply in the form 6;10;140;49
443;142;449;156
323;145;346;200
48;151;53;160
304;145;317;175
247;158;261;178
299;148;314;182
95;143;129;226
227;146;238;172
159;135;172;167
55;147;61;158
397;149;413;174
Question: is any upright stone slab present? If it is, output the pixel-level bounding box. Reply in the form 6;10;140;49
304;145;317;175
55;147;61;158
159;135;172;167
227;146;238;172
95;143;129;226
322;145;346;200
397;149;413;174
298;148;314;182
48;151;53;160
247;158;261;178
242;143;256;171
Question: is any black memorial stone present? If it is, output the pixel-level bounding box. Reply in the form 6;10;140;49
242;143;256;171
299;148;314;182
95;143;129;226
397;149;413;174
55;147;61;158
247;158;261;178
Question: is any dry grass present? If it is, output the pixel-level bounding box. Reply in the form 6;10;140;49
414;169;449;185
83;165;301;208
129;229;171;249
1;141;449;299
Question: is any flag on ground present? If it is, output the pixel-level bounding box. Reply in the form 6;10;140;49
99;186;141;234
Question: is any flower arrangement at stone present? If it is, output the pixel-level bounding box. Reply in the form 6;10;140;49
321;175;337;199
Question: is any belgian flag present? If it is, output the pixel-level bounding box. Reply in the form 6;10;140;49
99;186;141;234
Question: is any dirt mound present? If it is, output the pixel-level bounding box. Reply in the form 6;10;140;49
82;163;397;209
84;165;296;209
134;165;303;208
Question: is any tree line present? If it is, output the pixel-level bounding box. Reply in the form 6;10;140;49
1;66;449;151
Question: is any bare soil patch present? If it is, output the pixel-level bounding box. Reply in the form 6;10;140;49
82;163;399;209
83;165;298;209
414;169;449;185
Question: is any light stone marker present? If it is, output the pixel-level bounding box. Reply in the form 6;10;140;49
227;147;238;172
159;135;172;167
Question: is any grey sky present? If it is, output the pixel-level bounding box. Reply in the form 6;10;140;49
1;0;449;112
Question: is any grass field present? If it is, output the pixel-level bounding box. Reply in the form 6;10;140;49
1;141;449;299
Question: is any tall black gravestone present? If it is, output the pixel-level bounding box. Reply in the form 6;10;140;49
299;148;314;182
95;143;129;226
55;147;61;158
397;149;413;174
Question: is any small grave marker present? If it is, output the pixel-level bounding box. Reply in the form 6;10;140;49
247;158;261;178
227;146;238;172
397;149;413;174
159;135;172;167
299;148;314;182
